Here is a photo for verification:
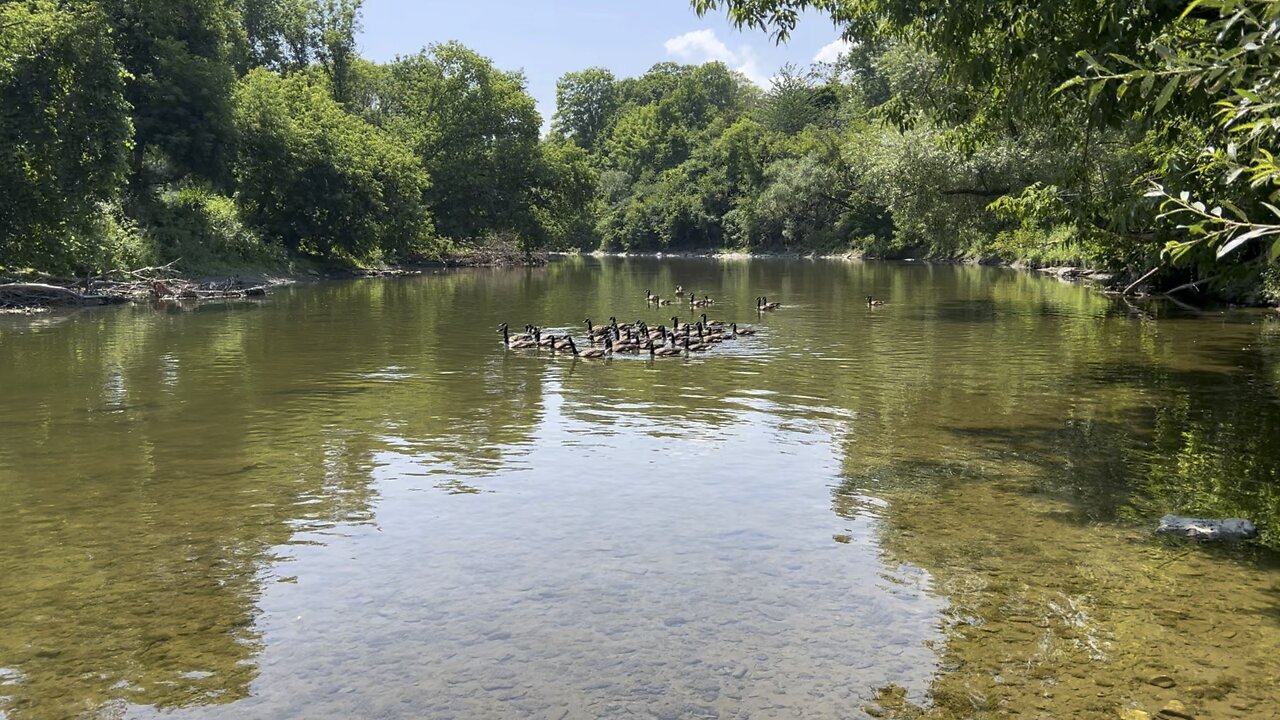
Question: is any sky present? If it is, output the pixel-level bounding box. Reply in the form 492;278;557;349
359;0;849;131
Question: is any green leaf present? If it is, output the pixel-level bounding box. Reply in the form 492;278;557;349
1155;76;1179;113
1218;227;1270;258
1140;73;1155;97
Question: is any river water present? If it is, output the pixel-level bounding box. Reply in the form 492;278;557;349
1;257;1278;719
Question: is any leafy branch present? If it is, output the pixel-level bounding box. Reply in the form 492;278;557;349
1057;0;1280;263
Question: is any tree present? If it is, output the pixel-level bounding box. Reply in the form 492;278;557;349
232;69;434;261
381;42;542;241
693;0;1280;276
759;63;839;134
236;0;319;73
314;0;362;105
99;0;242;187
0;0;132;271
552;68;620;152
1070;0;1280;266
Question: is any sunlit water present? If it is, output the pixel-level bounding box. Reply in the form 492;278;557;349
1;257;1278;719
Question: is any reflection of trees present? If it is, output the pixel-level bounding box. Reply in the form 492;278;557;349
820;276;1280;718
0;274;549;719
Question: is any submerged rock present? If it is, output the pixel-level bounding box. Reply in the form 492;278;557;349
1157;700;1195;720
1155;515;1258;542
1146;675;1177;689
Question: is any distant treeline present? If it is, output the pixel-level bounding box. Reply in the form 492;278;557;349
3;0;1278;301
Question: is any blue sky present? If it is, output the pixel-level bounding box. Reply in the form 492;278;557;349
359;0;849;130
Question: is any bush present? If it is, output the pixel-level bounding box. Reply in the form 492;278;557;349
145;184;287;273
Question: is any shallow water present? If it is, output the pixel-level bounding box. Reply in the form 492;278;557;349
1;257;1278;719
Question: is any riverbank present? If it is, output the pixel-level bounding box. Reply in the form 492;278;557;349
0;242;549;311
571;249;1130;295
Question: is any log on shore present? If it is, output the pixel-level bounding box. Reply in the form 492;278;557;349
0;283;129;307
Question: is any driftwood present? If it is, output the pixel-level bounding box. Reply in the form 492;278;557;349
0;283;129;308
0;259;270;308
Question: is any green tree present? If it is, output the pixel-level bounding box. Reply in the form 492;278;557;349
232;69;434;261
99;0;242;186
314;0;362;105
552;67;620;152
0;0;132;271
381;42;542;241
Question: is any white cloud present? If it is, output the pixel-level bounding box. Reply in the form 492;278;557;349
814;38;852;64
664;29;770;87
665;29;735;64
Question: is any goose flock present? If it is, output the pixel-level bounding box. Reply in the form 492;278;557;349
497;287;778;360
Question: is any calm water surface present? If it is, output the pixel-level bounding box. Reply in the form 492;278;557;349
1;258;1279;719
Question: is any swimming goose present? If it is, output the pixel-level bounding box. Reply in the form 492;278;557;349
646;289;659;303
568;336;607;358
684;326;708;352
866;296;885;307
732;323;756;337
757;297;782;311
675;285;686;297
498;323;535;345
585;319;611;342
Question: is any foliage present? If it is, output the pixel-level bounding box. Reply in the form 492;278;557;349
99;0;242;186
1069;0;1280;265
232;69;434;262
0;0;132;273
143;183;287;272
552;68;620;152
379;42;542;242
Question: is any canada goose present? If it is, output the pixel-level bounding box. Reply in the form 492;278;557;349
506;323;539;349
732;323;756;337
646;289;659;303
568;336;607;358
498;323;534;346
675;285;686;297
537;329;556;348
691;295;710;308
611;328;639;353
654;329;683;356
757;297;781;311
700;313;724;330
684;326;708;352
697;322;722;344
585;319;608;338
867;296;885;306
553;336;574;352
609;316;637;333
670;315;691;333
658;297;673;306
652;338;681;357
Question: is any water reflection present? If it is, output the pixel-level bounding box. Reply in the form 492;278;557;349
0;258;1277;719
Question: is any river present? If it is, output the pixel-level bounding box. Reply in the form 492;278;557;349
1;257;1277;719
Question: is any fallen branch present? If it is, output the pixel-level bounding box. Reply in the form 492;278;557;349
1162;270;1231;296
1123;265;1164;295
0;283;128;307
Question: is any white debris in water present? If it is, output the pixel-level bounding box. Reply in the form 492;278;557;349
1156;515;1259;541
